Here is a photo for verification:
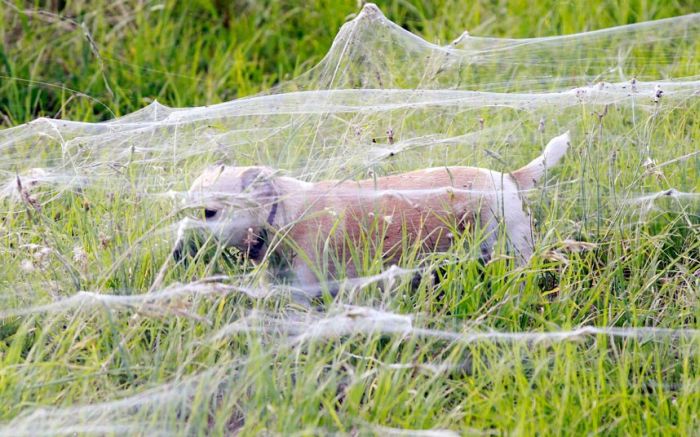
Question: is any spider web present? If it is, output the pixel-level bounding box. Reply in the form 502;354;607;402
0;4;698;434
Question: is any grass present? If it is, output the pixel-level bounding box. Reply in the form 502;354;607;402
1;0;699;435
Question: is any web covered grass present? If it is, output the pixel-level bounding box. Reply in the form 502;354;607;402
1;1;699;435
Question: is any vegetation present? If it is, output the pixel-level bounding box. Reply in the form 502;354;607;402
0;0;698;435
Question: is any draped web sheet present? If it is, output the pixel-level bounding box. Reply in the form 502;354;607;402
0;4;698;434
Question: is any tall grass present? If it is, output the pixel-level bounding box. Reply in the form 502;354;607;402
0;1;699;435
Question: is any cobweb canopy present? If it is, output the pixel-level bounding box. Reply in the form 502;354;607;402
1;4;698;190
0;5;698;434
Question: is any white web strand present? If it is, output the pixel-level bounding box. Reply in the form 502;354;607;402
0;366;242;437
209;305;700;346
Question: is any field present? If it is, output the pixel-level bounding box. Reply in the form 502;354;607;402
1;1;699;435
